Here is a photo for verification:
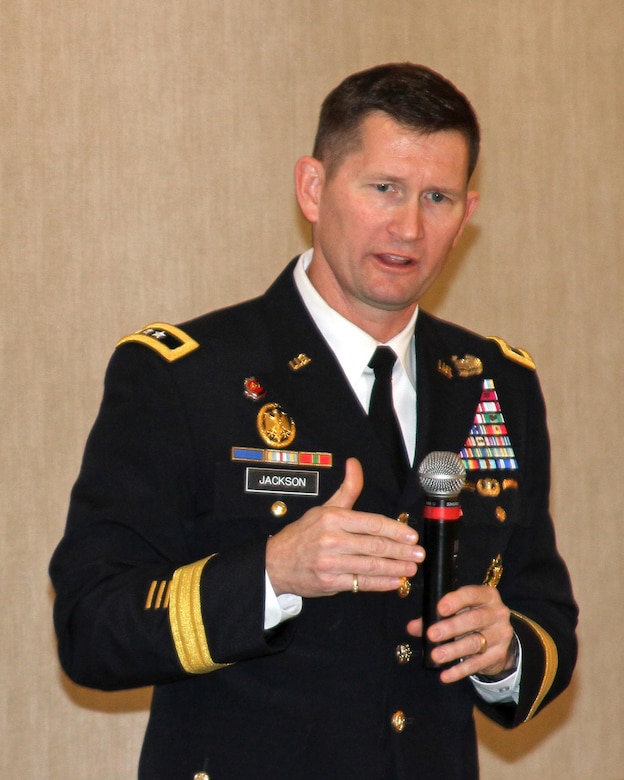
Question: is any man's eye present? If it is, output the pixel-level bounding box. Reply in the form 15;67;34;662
375;183;394;193
429;192;447;203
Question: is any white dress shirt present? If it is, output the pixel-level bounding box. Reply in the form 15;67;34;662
293;249;418;461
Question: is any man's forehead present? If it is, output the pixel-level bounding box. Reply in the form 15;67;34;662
317;110;472;184
358;112;468;149
343;114;470;174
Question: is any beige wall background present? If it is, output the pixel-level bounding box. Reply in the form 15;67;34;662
3;1;622;777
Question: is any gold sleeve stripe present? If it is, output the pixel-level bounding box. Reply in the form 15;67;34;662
145;579;173;610
145;580;158;610
162;580;172;610
117;322;199;363
154;580;167;609
511;610;558;721
168;555;231;675
487;336;536;371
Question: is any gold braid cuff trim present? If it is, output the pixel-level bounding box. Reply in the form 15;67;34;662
511;610;558;721
169;555;231;674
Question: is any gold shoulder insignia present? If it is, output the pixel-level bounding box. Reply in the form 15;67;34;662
487;336;535;371
116;322;199;363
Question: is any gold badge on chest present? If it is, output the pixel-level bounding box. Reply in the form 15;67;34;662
451;354;483;378
256;402;297;448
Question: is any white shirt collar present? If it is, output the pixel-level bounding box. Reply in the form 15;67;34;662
293;249;418;390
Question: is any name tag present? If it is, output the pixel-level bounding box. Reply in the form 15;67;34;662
245;467;319;496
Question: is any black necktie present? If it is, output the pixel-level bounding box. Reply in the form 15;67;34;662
368;346;408;483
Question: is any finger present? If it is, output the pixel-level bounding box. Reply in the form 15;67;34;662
345;533;423;565
350;551;420;578
428;631;492;675
324;457;364;511
406;618;423;637
350;574;412;593
436;636;510;684
432;588;509;650
437;584;495;618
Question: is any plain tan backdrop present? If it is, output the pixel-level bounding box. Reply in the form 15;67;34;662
3;1;622;777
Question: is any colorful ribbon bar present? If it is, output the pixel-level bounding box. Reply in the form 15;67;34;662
232;447;332;468
460;379;518;471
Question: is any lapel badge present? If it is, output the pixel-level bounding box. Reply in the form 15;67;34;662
483;554;503;588
476;478;501;497
451;354;483;378
437;360;453;379
289;353;311;371
257;402;297;448
243;377;267;401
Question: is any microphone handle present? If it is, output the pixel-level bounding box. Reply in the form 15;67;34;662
422;497;461;669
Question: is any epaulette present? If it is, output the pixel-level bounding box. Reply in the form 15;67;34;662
487;336;536;371
116;322;199;363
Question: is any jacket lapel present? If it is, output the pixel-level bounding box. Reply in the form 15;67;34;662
257;262;404;489
414;312;484;467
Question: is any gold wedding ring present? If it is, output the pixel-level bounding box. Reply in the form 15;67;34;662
475;631;488;655
352;574;359;593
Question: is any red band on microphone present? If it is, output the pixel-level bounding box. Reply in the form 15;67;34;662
423;505;463;521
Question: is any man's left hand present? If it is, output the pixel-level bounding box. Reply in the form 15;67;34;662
406;584;516;684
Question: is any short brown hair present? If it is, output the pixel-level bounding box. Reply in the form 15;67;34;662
312;63;480;181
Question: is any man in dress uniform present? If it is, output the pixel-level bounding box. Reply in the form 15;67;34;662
50;63;578;779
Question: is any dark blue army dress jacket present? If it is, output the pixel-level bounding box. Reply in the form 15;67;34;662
50;259;578;780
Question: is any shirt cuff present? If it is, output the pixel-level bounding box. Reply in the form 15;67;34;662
264;570;303;630
470;635;523;704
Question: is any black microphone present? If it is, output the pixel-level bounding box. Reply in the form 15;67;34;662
418;451;466;669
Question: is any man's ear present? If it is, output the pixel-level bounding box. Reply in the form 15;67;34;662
451;190;480;248
294;156;325;223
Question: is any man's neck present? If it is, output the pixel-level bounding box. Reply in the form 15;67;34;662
306;260;417;343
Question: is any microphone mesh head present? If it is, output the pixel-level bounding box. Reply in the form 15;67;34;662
418;451;466;498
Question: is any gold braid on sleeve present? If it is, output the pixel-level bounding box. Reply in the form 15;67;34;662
168;555;232;674
511;610;558;721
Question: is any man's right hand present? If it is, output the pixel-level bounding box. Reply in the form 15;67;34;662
265;458;424;598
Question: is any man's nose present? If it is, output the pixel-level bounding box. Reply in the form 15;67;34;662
388;200;423;242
